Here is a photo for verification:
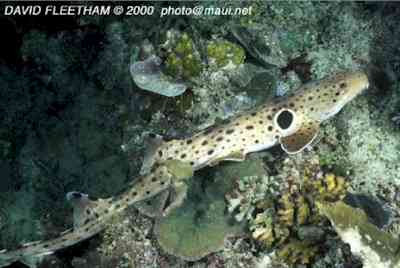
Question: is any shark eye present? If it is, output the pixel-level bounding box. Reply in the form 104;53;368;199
277;110;294;130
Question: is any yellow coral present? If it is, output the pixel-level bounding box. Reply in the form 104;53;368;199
276;239;318;265
305;173;348;202
249;172;349;266
277;193;295;226
295;195;311;225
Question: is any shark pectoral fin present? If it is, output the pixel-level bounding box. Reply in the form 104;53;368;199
66;191;110;229
140;133;165;175
279;120;320;154
163;181;188;216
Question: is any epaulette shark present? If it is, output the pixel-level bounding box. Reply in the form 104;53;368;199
0;71;369;267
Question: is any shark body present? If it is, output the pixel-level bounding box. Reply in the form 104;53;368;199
0;71;369;267
141;71;369;173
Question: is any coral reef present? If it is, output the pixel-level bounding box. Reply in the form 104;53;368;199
225;154;353;266
319;201;400;268
1;1;400;268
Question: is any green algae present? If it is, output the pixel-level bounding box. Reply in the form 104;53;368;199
207;40;245;69
164;33;202;80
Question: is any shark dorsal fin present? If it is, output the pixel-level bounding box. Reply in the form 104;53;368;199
66;191;110;229
279;119;319;154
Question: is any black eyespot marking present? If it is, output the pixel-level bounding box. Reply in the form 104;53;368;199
208;150;214;155
340;82;346;88
132;191;137;196
310;107;314;111
151;176;156;182
308;97;313;101
289;103;295;107
246;125;254;130
202;140;208;146
216;137;223;142
268;126;273;131
242;138;246;142
226;129;235;134
335;92;340;96
255;140;259;144
276;110;294;130
116;204;121;208
267;115;272;120
86;209;91;215
190;161;195;165
158;150;163;157
84;219;90;225
186;139;192;145
43;244;49;248
259;120;263;124
146;191;151;195
333;99;337;103
251;112;257;116
180;153;187;159
174;150;179;154
160;181;165;185
275;135;279;139
195;150;199;154
94;213;99;218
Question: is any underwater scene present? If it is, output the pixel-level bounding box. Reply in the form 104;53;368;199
0;1;400;267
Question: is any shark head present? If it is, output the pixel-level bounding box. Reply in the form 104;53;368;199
298;71;369;122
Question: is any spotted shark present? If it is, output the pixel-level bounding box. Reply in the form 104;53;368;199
0;71;369;267
141;71;369;173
